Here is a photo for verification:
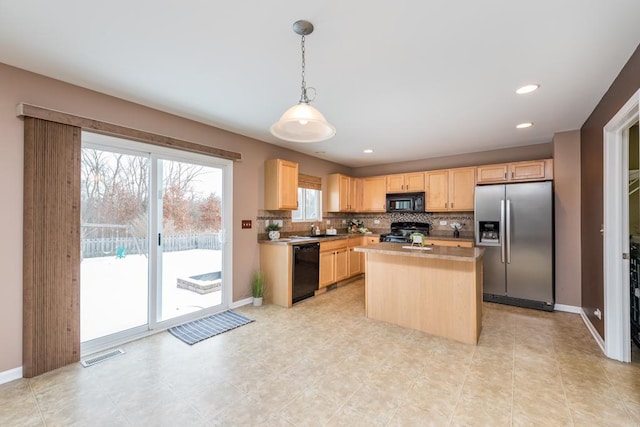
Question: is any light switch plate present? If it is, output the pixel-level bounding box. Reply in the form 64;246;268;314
273;220;283;227
241;220;252;229
440;220;447;226
374;219;380;224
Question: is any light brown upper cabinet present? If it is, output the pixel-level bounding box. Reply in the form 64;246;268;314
425;170;449;211
327;173;357;212
386;172;425;193
426;167;476;211
361;176;387;212
476;159;554;184
264;159;298;210
449;167;476;210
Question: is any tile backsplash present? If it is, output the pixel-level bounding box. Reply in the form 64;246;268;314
256;209;474;236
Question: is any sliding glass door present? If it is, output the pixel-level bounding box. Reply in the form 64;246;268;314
81;133;231;350
80;146;150;342
156;158;224;321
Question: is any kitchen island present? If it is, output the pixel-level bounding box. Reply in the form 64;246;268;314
354;242;484;344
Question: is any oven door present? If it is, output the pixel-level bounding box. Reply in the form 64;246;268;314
382;235;409;243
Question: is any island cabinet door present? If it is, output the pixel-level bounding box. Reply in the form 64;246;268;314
319;251;335;288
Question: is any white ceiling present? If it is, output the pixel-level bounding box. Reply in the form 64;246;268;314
1;1;640;167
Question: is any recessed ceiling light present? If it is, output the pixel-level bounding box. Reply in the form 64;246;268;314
363;149;374;154
516;122;533;129
516;84;540;95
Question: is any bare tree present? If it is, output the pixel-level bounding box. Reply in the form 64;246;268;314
81;149;221;235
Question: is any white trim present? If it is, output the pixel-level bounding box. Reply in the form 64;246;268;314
0;367;23;385
580;309;606;355
230;297;253;309
603;89;639;363
553;304;582;314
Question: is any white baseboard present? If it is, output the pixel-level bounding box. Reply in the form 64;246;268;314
554;304;582;314
230;297;253;309
0;367;23;385
580;309;606;355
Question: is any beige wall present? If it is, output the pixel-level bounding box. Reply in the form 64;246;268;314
553;130;582;306
0;63;350;373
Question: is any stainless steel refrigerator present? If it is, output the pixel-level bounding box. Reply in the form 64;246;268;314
475;181;554;311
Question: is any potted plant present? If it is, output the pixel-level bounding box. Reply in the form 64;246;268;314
252;270;265;306
266;222;281;240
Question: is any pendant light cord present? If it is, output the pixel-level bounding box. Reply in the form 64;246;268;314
300;35;308;103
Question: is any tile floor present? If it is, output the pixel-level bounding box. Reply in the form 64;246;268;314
1;279;639;426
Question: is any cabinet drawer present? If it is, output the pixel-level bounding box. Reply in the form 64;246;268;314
424;239;474;248
347;236;365;247
364;236;380;244
320;239;348;252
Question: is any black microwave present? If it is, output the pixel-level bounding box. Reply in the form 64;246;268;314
386;192;425;213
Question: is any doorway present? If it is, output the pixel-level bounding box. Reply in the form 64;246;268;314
80;132;233;354
603;89;640;362
628;123;640;362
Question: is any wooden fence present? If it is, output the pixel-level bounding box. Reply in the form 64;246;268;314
81;233;221;258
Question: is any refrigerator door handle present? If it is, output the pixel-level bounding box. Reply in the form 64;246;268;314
506;199;511;264
500;199;506;263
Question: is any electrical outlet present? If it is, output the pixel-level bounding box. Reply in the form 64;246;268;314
342;219;346;224
594;308;602;320
374;219;380;224
241;220;252;229
326;220;331;225
274;219;283;227
440;220;447;226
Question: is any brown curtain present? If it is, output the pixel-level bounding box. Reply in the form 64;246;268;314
298;173;322;190
23;118;81;378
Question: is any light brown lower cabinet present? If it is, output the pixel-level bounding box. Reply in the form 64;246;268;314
348;246;362;276
348;236;365;276
320;239;349;287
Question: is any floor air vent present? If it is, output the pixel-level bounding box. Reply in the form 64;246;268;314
81;348;125;367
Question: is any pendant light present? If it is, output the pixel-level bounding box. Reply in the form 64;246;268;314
270;20;336;143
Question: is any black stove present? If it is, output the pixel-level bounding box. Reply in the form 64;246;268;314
381;222;430;243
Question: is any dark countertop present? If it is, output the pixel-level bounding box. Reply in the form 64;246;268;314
259;233;381;246
354;242;484;262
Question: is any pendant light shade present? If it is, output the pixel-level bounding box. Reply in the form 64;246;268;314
271;20;335;143
270;102;336;143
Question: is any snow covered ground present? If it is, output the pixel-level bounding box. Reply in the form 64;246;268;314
80;249;223;342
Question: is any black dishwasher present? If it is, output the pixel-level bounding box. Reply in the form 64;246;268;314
292;242;320;304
